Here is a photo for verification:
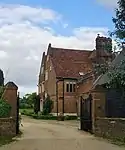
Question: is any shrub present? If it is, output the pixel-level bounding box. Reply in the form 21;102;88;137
19;103;31;109
42;95;53;115
0;99;11;118
64;115;77;120
21;109;33;116
33;114;57;120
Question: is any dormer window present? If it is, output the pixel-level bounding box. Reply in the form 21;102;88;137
79;72;84;76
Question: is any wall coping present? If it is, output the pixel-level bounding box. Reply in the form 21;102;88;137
96;117;125;121
0;117;16;120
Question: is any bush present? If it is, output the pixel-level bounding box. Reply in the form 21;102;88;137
64;115;77;120
33;114;57;120
19;103;31;109
22;109;78;121
0;99;11;118
42;95;53;115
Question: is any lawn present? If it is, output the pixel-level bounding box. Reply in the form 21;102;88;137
19;108;34;114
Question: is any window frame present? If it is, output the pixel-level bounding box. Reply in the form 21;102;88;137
66;82;76;93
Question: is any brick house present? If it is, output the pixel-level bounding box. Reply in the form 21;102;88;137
38;34;114;114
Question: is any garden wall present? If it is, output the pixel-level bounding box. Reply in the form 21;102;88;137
0;117;16;136
94;117;125;141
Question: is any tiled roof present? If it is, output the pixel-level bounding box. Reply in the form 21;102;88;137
49;47;93;79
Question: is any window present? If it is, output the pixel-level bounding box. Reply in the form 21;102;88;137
66;82;76;92
45;92;47;98
42;83;44;92
66;83;69;92
41;66;44;74
47;55;49;61
79;72;84;76
50;66;52;71
38;85;41;94
45;71;48;80
73;84;75;92
70;83;73;92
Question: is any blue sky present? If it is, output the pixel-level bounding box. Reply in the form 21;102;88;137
0;0;117;95
1;0;115;30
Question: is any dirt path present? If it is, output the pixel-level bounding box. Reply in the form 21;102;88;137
1;116;124;150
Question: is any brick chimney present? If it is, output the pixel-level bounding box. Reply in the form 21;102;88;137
95;34;112;63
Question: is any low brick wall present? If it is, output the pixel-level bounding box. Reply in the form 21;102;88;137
0;118;16;137
94;117;125;141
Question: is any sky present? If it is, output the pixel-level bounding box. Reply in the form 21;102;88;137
0;0;118;96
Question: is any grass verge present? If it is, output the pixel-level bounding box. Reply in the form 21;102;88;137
0;136;15;147
0;130;23;147
20;108;78;120
95;135;125;147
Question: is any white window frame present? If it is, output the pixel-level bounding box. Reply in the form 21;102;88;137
42;83;44;92
41;66;44;74
45;71;48;80
66;82;76;93
45;92;47;98
47;55;49;61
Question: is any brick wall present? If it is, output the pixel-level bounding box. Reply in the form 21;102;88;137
41;55;77;113
91;86;106;131
3;82;18;118
94;117;125;141
77;77;94;116
57;80;77;113
0;118;16;136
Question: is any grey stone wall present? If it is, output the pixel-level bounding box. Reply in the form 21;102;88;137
0;118;16;137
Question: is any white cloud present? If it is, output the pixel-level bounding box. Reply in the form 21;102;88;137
0;4;109;96
0;4;61;25
96;0;118;8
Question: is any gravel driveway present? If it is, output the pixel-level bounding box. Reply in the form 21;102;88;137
0;116;124;150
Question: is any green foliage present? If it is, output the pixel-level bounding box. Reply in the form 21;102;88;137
0;99;11;118
42;95;53;115
94;63;109;75
106;60;125;89
19;103;31;109
0;86;4;99
34;94;40;114
104;41;113;53
64;115;77;120
20;109;77;120
0;136;15;147
112;0;125;44
25;92;37;108
19;92;37;109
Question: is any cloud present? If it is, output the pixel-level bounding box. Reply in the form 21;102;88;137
96;0;118;8
0;4;61;25
0;4;109;96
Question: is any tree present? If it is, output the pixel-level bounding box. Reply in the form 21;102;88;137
25;92;37;108
106;60;125;90
112;0;125;44
20;92;37;109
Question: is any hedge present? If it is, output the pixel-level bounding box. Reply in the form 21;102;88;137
21;109;77;120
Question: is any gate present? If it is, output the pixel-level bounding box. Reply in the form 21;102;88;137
16;92;19;135
80;94;92;132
